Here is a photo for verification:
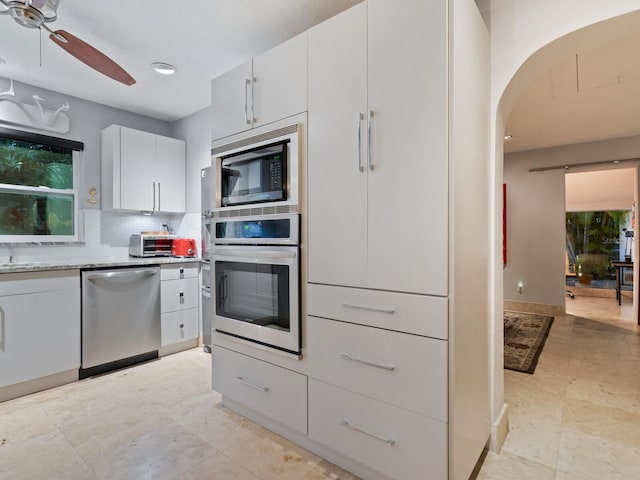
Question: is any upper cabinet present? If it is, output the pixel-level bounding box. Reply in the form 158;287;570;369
102;125;186;213
307;0;448;296
211;32;308;141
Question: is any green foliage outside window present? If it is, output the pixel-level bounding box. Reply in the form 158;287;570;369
566;210;629;280
0;137;75;238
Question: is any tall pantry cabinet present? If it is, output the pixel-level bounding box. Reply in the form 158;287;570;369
308;0;448;296
306;1;491;479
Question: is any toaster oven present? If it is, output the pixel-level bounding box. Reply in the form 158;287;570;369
129;234;175;257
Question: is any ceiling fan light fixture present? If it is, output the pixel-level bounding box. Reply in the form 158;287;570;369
151;62;176;75
6;0;58;26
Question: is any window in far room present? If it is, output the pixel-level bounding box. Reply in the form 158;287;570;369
0;134;80;242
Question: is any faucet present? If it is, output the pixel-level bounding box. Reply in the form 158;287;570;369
162;223;175;235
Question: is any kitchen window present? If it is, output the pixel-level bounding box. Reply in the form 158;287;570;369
0;128;83;242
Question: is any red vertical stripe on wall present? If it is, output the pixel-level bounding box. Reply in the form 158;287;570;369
503;183;507;265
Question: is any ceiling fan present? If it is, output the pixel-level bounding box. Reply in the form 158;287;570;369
0;0;136;85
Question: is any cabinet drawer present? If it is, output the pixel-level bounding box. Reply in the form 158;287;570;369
309;379;447;480
0;270;79;296
211;346;307;434
161;277;199;313
161;308;198;346
307;317;447;420
160;263;199;281
307;283;447;339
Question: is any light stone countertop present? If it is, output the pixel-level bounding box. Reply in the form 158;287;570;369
0;256;203;274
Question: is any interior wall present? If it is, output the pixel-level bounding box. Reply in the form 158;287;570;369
504;135;640;308
449;1;491;477
170;106;212;214
0;76;198;263
485;1;640;447
503;151;566;308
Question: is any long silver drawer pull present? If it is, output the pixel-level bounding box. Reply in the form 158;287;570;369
236;376;269;392
357;113;364;172
340;302;396;314
340;418;396;446
340;353;395;371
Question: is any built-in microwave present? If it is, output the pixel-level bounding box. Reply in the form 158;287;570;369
212;123;300;212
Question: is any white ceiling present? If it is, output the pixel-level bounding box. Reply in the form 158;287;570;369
505;10;640;154
565;168;635;212
0;0;362;122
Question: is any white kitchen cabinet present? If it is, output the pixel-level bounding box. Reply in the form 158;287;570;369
211;32;307;140
0;270;80;389
212;345;307;434
160;263;199;350
102;125;186;213
308;379;447;480
308;0;448;296
307;316;448;420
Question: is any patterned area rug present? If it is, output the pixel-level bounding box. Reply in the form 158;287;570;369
504;311;554;374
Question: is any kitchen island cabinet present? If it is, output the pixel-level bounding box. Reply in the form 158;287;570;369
102;125;186;213
0;270;80;402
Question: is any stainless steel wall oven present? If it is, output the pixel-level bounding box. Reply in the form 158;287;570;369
212;214;300;356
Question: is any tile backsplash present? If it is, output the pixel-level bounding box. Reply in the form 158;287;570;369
0;210;202;264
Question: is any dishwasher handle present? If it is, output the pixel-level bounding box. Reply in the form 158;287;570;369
86;268;159;282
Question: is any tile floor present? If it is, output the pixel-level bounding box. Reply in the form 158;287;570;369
478;295;640;480
2;295;638;480
0;349;358;480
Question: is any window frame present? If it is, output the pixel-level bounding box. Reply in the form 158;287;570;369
0;129;84;243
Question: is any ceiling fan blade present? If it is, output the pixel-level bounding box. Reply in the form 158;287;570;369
49;29;136;86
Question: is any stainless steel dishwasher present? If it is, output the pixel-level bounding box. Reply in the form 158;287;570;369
80;266;161;378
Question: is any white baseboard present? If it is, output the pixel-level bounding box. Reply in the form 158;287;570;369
490;403;509;452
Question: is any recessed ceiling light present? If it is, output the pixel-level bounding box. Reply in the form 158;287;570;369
504;134;513;140
151;62;176;75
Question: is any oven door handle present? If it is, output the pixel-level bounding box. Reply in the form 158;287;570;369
214;249;297;261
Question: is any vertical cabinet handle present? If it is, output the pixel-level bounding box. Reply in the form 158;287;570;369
157;182;161;212
179;292;184;304
368;110;374;171
152;182;156;211
340;418;395;446
244;78;251;125
357;113;364;172
179;267;185;279
251;76;257;124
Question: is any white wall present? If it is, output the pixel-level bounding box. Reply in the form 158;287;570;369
503;151;566;307
483;0;640;448
170;106;212;214
504;136;640;308
0;77;201;263
449;1;491;477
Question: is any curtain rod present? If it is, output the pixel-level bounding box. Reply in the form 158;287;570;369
528;157;640;172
